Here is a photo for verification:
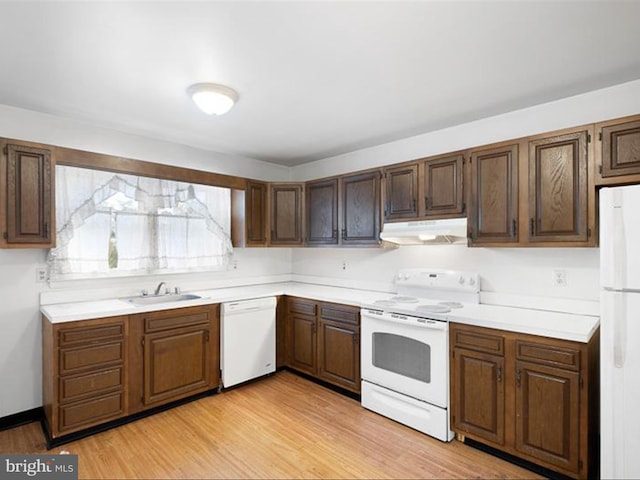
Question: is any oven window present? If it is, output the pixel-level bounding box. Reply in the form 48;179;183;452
372;333;431;383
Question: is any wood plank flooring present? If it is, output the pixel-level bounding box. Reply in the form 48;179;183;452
0;371;540;479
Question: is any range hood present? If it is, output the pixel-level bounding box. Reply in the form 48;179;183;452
379;218;468;245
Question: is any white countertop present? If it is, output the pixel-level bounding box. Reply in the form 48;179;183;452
40;281;599;343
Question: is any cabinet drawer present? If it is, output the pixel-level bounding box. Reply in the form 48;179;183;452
59;367;123;403
319;304;359;325
59;391;124;432
60;342;123;375
144;311;209;333
289;298;317;316
58;320;125;346
452;327;504;355
516;341;580;372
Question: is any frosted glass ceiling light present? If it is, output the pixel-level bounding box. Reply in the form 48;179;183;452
188;83;238;115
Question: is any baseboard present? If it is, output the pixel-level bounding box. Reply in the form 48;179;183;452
0;407;44;432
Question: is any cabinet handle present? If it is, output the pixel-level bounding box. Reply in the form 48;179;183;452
353;333;359;345
425;196;430;210
529;218;534;236
332;229;337;239
497;366;502;383
516;369;521;388
44;222;49;238
412;198;416;212
341;229;346;240
511;219;516;237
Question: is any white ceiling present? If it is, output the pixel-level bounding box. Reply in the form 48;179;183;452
1;1;640;167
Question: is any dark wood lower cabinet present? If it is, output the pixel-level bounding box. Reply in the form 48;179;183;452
286;297;360;394
43;304;220;441
452;348;505;446
450;323;598;479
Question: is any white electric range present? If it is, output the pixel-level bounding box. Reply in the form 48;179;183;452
360;268;480;442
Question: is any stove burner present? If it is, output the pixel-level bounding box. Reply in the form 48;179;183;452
389;295;419;303
373;300;397;307
415;304;451;314
438;301;463;309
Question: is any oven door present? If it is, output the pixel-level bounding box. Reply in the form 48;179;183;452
361;309;448;408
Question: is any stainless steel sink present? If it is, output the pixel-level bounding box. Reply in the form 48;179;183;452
124;293;202;306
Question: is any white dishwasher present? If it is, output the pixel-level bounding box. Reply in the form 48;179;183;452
221;297;277;388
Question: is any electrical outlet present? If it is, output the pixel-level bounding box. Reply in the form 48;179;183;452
552;269;567;287
341;260;347;271
232;260;238;270
36;266;48;283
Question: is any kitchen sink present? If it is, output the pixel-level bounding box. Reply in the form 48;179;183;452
124;293;202;306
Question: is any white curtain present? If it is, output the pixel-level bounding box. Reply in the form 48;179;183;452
48;165;233;278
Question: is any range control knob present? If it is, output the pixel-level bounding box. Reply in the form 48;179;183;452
469;277;476;286
458;276;465;284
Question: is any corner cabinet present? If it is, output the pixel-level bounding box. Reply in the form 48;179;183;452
1;139;55;248
450;323;599;479
286;297;361;394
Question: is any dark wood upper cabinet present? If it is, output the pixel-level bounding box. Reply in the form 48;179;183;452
245;181;267;246
598;116;640;180
306;178;339;246
341;171;381;245
528;131;588;243
383;163;419;221
1;140;55;248
468;144;519;245
270;183;304;246
423;154;464;217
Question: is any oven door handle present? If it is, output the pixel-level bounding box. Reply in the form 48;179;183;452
362;310;447;330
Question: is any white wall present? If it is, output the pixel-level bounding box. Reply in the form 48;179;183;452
291;245;599;302
0;104;289;182
291;78;640;181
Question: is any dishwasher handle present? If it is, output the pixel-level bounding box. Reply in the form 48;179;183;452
222;297;277;315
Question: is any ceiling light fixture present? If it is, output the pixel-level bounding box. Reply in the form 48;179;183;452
188;83;238;116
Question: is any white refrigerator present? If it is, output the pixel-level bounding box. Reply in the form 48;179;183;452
600;184;640;479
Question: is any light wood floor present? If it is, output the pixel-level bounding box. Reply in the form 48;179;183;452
0;371;540;479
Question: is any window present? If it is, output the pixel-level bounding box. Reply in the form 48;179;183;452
48;165;233;279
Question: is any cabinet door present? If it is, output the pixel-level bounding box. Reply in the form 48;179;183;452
424;154;464;217
143;327;211;406
515;360;580;475
2;142;54;247
317;319;360;393
468;145;519;244
306;178;338;245
528;131;588;243
288;313;317;375
451;347;505;446
600;118;640;178
341;171;381;245
384;164;418;221
270;184;304;245
246;181;267;246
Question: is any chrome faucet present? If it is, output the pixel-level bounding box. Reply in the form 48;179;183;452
154;281;167;296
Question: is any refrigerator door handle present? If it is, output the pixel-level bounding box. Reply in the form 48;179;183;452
613;293;627;368
612;189;626;290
